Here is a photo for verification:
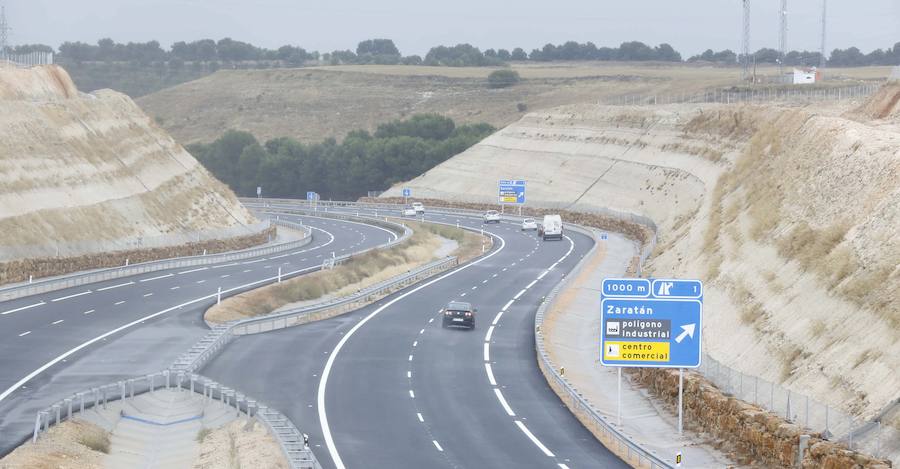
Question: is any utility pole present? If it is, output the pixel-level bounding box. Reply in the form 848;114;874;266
819;0;827;69
0;2;11;55
778;0;787;80
741;0;751;82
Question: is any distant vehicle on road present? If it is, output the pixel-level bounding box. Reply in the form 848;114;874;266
402;206;417;217
541;214;563;240
442;301;476;329
521;218;538;231
483;210;501;224
411;202;425;214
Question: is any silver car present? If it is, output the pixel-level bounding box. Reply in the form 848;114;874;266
521;218;538;231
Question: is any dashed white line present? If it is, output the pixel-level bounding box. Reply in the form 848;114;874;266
428;318;434;323
412;341;418;347
83;309;94;315
432;440;444;452
417;413;424;422
243;269;252;273
485;363;497;386
526;279;538;289
409;390;415;398
242;259;266;265
408;355;413;362
407;371;412;379
221;274;230;278
471;286;477;290
492;311;504;325
494;389;515;416
482;279;488;284
558;464;571;469
485;325;495;342
51;319;64;325
492;273;498;278
502;300;514;311
1;302;46;316
211;262;240;269
178;267;208;274
419;328;425;334
483;343;490;361
460;293;467;297
114;301;125;306
196;280;206;284
143;293;153;297
537;271;548;280
515;420;555;457
96;281;134;292
139;274;173;283
51;291;92;302
170;286;180;290
18;331;31;337
513;289;526;300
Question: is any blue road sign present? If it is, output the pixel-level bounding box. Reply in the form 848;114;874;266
402;188;411;197
600;278;703;368
306;191;318;200
498;179;526;204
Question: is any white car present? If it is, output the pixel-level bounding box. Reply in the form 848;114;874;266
521;218;538;231
411;202;425;214
402;206;417;217
483;210;501;224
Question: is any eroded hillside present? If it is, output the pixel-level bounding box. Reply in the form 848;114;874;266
385;89;900;420
0;64;257;261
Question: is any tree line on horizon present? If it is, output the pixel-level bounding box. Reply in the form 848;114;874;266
186;114;495;201
7;37;898;68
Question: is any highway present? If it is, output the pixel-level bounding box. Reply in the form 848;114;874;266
203;207;627;468
0;214;395;455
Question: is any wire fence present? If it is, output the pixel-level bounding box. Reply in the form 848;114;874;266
0;220;272;261
601;83;880;106
0;51;54;67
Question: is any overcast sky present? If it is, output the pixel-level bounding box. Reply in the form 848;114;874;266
5;0;899;57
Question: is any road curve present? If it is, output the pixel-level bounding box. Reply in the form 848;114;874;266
202;208;627;468
0;214;392;455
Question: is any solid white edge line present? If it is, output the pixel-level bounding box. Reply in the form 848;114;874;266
50;291;91;302
537;271;548;280
317;230;506;469
96;281;134;292
2;301;46;315
483;342;490;362
485;363;497;386
515;420;555;457
501;300;514;311
432;440;444;452
492;311;503;325
526;279;538;289
513;289;526;300
177;267;208;274
494;389;515;416
485;325;494;342
139;273;173;282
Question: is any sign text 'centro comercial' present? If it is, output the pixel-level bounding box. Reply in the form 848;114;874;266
498;180;526;205
600;278;703;368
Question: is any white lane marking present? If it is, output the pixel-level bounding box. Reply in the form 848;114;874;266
471;286;477;290
211;262;240;269
417;413;424;422
177;267;208;274
51;291;91;302
492;311;504;325
502;300;514;311
139;274;173;283
196;280;206;284
485;325;495;342
419;328;425;334
0;259;322;406
114;301;125;305
1;301;46;316
559;464;571;469
409;390;415;398
483;343;490;361
221;274;230;278
485;363;497;386
408;355;413;362
412;341;418;347
51;319;64;325
513;289;526;300
515;420;555;457
143;293;153;297
243;269;252;273
511;263;517;267
18;331;31;337
83;309;94;315
170;286;180;290
432;440;444;452
492;274;498;278
549;262;559;270
526;279;538;289
317;230;507;469
502;267;508;272
242;259;266;265
96;281;134;292
407;371;411;379
428;318;434;323
270;253;290;259
494;389;515;416
460;293;467;297
482;279;488;284
537;271;548;280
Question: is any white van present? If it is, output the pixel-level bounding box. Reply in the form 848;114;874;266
541;214;563;241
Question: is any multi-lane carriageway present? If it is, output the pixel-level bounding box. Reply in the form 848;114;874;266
0;203;627;468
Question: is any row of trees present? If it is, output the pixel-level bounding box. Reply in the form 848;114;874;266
187;115;495;200
20;37;900;68
689;44;900;67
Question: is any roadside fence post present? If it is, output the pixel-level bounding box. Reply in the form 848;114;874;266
278;267;282;283
217;287;221;305
32;413;42;442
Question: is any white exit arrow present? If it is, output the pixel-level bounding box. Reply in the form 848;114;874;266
675;324;696;343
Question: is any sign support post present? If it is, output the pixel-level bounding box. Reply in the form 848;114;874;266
617;367;622;426
678;367;684;435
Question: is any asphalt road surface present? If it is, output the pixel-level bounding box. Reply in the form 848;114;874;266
204;207;627;469
0;214;392;455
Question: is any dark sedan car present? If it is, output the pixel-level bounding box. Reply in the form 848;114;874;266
441;301;476;329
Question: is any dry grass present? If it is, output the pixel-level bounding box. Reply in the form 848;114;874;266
205;221;483;323
780;346;804;382
0;419;108;469
76;431;110;454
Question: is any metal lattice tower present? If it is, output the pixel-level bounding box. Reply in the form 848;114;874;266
0;3;10;53
779;0;787;77
819;0;827;69
741;0;751;81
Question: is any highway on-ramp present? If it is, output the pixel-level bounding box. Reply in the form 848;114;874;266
0;214;393;455
203;207;627;468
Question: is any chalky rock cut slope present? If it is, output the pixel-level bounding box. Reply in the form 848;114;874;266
0;64;256;259
383;93;899;421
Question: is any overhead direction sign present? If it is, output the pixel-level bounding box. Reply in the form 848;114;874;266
601;278;702;368
402;188;411;197
498;179;526;205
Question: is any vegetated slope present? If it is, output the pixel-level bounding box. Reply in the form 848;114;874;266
0;64;256;260
383;91;899;421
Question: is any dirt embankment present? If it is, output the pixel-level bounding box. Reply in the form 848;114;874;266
0;65;257;266
0;419;109;469
381;89;899;422
193;418;287;469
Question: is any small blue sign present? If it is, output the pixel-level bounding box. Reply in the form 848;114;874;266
600;233;608;241
402;188;411;197
498;179;526;205
601;278;703;368
306;191;318;201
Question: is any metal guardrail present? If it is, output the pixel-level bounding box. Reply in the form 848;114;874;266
0;219;310;303
599;83;880;106
31;370;321;469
